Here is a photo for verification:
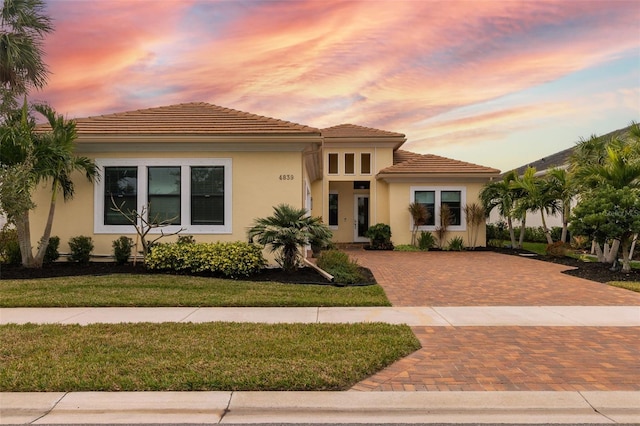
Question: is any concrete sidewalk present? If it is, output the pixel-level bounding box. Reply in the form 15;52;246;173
3;390;639;424
2;305;639;326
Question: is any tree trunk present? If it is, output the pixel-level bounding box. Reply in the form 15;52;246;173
518;213;527;249
507;217;517;248
606;240;620;264
629;234;637;261
561;203;570;243
593;241;605;262
33;186;58;267
620;237;631;273
14;211;35;267
540;211;554;245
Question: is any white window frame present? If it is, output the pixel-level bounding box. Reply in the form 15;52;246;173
95;158;232;234
409;186;466;232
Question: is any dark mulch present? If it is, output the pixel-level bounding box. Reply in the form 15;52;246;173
0;249;637;284
489;247;640;283
0;261;376;286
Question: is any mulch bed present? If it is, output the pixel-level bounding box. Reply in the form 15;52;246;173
0;249;637;284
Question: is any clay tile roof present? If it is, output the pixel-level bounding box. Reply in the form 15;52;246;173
379;150;500;175
42;102;321;135
322;123;405;139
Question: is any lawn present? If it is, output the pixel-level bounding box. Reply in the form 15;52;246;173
0;274;390;307
0;322;420;391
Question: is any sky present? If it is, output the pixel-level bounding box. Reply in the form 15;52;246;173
33;0;640;172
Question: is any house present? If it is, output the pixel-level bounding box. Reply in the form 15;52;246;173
28;102;500;258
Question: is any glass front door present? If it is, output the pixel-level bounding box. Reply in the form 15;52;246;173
354;195;369;242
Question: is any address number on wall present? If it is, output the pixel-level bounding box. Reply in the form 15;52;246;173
279;174;294;181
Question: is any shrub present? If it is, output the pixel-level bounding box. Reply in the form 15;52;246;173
112;236;134;265
365;223;393;250
447;236;465;251
176;235;196;245
546;241;570;257
316;249;367;284
43;236;60;263
572;235;590;250
145;241;265;278
0;227;21;265
68;236;94;264
418;231;435;251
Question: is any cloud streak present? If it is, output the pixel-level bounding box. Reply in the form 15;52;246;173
37;0;640;171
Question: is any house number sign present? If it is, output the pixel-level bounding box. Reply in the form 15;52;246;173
279;174;294;181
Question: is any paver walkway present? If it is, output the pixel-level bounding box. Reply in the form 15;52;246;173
348;250;640;392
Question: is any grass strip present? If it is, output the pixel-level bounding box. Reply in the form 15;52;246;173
0;322;419;391
0;274;390;307
608;281;640;293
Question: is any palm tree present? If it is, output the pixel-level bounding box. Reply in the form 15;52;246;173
0;0;52;94
248;204;333;272
545;168;577;243
0;101;96;267
511;167;560;245
479;170;518;248
29;104;97;266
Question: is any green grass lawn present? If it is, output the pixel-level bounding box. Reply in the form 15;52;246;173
0;274;390;307
608;281;640;293
0;322;420;391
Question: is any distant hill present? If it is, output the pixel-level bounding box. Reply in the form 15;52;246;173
507;124;636;177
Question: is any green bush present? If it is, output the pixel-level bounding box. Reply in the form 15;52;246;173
112;236;134;265
418;231;435;250
176;235;196;245
447;236;465;251
68;236;94;264
0;227;21;265
316;249;367;284
145;241;265;278
365;223;393;250
43;236;60;263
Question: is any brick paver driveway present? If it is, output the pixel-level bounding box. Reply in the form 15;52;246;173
348;250;640;391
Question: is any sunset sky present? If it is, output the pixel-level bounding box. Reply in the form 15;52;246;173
35;0;640;172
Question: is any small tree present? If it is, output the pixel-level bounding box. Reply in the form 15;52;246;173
435;204;452;249
463;202;485;249
248;204;332;272
110;199;184;260
408;202;429;247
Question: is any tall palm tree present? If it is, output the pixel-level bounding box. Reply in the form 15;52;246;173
248;204;333;272
511;167;560;245
479;170;518;248
29;104;97;267
0;0;52;94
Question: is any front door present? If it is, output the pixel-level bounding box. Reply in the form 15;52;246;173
354;195;369;242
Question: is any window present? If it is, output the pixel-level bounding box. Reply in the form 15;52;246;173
104;167;137;225
95;158;232;234
415;190;435;226
441;191;461;226
328;153;338;175
191;166;224;225
410;186;466;231
360;153;371;174
328;193;338;227
148;167;181;224
344;153;355;174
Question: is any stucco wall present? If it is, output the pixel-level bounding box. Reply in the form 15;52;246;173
28;151;305;258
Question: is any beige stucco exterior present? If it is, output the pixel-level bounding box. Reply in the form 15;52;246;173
18;103;500;261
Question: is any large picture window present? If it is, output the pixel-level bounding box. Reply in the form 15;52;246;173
410;186;466;231
95;158;232;234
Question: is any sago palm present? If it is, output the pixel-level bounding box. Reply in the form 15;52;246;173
248;204;332;272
